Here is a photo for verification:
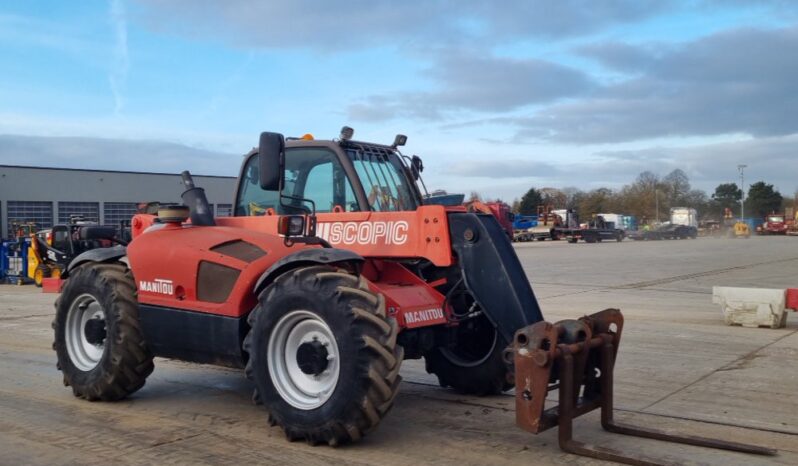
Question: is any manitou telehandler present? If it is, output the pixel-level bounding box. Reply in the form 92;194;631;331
53;128;774;464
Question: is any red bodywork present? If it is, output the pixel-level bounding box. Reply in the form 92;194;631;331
758;215;787;235
464;200;513;238
787;288;798;311
127;205;455;330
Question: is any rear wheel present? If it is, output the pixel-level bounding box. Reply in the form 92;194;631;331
53;263;153;400
425;314;511;395
244;265;402;446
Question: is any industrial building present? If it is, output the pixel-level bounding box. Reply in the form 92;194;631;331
0;165;237;239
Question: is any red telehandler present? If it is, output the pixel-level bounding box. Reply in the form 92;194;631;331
53;128;774;464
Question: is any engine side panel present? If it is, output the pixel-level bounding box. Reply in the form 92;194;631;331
127;223;309;318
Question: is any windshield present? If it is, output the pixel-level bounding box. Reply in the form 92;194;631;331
768;216;784;222
345;147;419;211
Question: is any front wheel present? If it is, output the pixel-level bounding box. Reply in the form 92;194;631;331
425;314;512;395
34;265;49;287
244;265;402;446
53;263;154;400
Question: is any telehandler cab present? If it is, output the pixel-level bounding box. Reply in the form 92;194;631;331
54;128;775;463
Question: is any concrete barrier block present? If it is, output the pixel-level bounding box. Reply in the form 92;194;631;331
712;286;787;329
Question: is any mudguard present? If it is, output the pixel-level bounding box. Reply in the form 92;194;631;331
65;245;128;277
253;247;364;295
448;212;544;342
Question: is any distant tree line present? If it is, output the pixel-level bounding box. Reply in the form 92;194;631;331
484;169;793;224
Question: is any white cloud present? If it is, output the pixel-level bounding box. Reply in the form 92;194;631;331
0;134;239;176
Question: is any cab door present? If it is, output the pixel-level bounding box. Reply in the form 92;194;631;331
235;147;361;216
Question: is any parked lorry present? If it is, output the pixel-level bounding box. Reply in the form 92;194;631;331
464;200;514;240
597;213;637;231
651;207;699;239
669;207;698;233
596;213;622;230
756;213;788;235
423;192;515;240
514;206;561;241
553;211;624;243
511;216;539;242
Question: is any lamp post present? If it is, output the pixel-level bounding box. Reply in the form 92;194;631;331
737;164;747;220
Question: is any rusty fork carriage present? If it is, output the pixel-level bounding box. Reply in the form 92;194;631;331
508;309;777;466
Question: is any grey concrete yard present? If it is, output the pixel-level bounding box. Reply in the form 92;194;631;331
1;236;796;465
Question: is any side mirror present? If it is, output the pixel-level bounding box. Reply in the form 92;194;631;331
410;155;424;180
258;132;285;191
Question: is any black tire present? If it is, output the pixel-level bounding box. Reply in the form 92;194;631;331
425;314;512;395
244;265;402;446
52;263;154;401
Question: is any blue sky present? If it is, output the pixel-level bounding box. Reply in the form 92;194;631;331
1;1;797;202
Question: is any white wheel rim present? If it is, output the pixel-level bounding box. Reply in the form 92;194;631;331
65;293;106;371
267;310;340;410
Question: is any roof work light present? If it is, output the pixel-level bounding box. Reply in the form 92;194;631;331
392;134;407;148
340;126;354;141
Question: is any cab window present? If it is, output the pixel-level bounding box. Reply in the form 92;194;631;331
235;148;359;216
51;227;70;252
345;148;418;211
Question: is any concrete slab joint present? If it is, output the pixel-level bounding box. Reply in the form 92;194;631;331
712;286;788;329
